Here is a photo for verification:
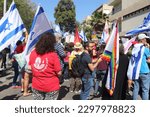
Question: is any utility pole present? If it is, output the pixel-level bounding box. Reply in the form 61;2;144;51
3;0;7;15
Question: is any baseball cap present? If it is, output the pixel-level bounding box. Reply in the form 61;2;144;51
138;33;149;40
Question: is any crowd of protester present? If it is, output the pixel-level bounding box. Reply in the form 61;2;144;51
0;31;150;100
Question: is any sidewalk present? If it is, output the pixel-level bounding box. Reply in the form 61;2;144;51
0;65;141;100
0;67;101;100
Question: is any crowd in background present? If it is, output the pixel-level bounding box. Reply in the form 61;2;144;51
0;31;150;100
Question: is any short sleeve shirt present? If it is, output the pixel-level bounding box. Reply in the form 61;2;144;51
81;52;92;74
140;47;150;73
29;50;62;92
15;45;24;54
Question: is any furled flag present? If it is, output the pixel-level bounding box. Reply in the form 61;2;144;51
23;5;54;56
123;36;136;54
101;20;109;44
0;1;26;52
79;29;88;42
74;26;81;44
102;21;119;96
127;43;145;80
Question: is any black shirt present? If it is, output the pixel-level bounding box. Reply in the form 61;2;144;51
81;52;92;74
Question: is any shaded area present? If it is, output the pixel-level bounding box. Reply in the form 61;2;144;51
0;70;6;77
0;82;12;92
0;67;13;77
1;94;21;100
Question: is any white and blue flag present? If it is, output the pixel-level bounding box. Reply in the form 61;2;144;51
126;13;150;36
14;5;54;69
0;1;26;52
127;43;145;80
23;5;54;55
100;20;109;44
79;29;88;42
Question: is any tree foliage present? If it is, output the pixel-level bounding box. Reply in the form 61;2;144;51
81;11;108;39
54;0;76;32
0;0;36;32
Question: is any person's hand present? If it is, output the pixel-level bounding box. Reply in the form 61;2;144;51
146;58;150;63
11;58;14;62
128;79;133;90
97;57;102;63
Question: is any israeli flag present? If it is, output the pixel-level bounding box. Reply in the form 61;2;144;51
126;13;150;36
127;44;145;80
23;5;54;55
14;5;54;69
79;29;88;42
100;20;109;44
0;1;26;52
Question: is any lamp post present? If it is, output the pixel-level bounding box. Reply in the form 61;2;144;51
3;0;7;15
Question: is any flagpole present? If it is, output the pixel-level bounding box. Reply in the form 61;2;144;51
3;0;7;15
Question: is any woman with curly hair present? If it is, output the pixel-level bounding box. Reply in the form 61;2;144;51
28;32;62;100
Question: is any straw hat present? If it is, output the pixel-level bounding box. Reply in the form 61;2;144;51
74;42;83;49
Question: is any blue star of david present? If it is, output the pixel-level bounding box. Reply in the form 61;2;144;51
4;23;12;32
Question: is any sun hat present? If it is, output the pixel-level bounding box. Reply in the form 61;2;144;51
138;33;149;40
74;42;83;49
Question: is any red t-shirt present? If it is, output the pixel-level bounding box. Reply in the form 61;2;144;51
15;45;24;54
29;50;61;92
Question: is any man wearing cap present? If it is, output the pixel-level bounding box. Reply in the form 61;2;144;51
132;33;150;100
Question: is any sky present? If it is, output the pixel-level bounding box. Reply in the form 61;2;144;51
31;0;108;23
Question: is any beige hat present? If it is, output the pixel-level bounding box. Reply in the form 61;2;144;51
74;42;83;49
138;33;149;40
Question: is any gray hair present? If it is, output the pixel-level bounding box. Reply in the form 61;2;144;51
54;33;62;42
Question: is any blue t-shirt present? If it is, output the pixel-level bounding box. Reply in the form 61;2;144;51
140;47;150;73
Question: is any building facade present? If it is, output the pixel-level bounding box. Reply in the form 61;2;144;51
109;0;150;36
92;4;113;37
94;4;113;15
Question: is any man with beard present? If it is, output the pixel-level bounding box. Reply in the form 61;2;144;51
80;41;102;100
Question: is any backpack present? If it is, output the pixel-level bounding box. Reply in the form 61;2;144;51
71;52;85;77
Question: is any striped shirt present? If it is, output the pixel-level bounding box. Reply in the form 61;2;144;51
55;43;66;68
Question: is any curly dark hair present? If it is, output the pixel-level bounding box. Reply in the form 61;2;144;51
35;32;56;55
